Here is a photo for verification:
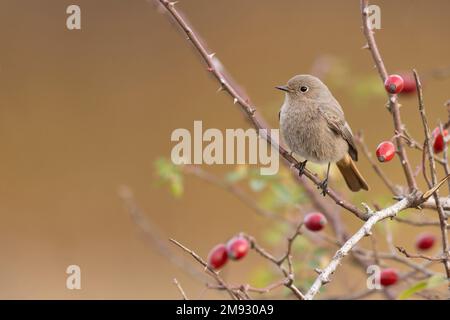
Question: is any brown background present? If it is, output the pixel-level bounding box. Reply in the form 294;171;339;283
0;0;449;299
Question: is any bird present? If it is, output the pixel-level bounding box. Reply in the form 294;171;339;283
276;74;369;195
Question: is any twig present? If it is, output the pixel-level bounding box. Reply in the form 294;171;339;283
394;216;449;228
242;233;305;300
439;122;450;193
156;0;368;221
208;278;286;295
169;238;238;300
329;288;376;300
397;129;446;165
361;0;417;192
304;195;415;300
118;186;206;281
173;278;188;300
182;165;284;221
396;246;445;262
413;69;450;288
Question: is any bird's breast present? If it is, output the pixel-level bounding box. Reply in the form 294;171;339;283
280;104;347;163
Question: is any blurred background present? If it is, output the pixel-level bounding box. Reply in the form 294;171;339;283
0;0;449;299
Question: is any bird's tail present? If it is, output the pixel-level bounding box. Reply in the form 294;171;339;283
336;154;369;192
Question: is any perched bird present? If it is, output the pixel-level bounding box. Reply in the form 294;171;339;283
277;74;369;195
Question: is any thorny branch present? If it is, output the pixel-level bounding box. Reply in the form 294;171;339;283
147;0;450;300
413;69;450;287
156;0;369;221
361;0;417;192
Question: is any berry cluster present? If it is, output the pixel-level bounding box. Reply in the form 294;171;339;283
207;236;250;269
207;213;328;270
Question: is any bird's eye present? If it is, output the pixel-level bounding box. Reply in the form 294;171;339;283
300;86;309;93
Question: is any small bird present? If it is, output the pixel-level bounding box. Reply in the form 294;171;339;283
276;74;369;195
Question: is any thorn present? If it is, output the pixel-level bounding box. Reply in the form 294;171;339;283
216;85;224;93
249;108;256;115
361;43;369;50
168;1;179;7
361;202;374;214
423;173;450;199
321;277;331;284
209;52;216;59
233;98;238;104
207;67;213;72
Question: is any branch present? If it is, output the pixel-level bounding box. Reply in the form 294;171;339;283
439;122;450;192
173;278;188;300
169;238;239;299
394;216;449;228
118;186;206;282
413;69;450;286
182;165;284;221
396;246;446;262
304;195;414;300
242;230;305;300
360;0;417;192
156;0;368;221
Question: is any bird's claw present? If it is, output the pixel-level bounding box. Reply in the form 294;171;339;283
318;179;328;196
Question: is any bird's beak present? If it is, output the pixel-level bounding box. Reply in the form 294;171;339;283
275;85;290;93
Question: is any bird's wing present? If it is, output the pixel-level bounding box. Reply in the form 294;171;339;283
319;103;358;161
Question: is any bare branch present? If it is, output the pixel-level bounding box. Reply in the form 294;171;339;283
396;246;445;262
182;165;284;221
304;195;414;299
173;278;188;300
169;238;239;300
360;0;417;192
156;0;369;221
118;186;206;281
413;69;450;287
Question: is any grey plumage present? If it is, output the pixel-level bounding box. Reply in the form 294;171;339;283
277;75;368;192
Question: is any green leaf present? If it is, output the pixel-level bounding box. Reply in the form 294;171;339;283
154;158;184;198
398;274;446;300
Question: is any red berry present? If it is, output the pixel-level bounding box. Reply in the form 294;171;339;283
207;244;228;269
304;212;327;231
379;268;398;286
376;141;396;162
398;72;417;94
416;233;435;250
432;127;448;154
226;236;249;260
384;74;404;94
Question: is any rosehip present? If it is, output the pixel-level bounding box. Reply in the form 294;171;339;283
379;268;398;286
416;233;435;250
304;212;327;231
384;74;404;94
207;244;228;269
226;236;249;260
376;141;396;162
399;72;417;94
432;127;448;154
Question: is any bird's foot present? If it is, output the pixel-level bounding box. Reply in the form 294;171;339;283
318;178;328;196
295;160;307;177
